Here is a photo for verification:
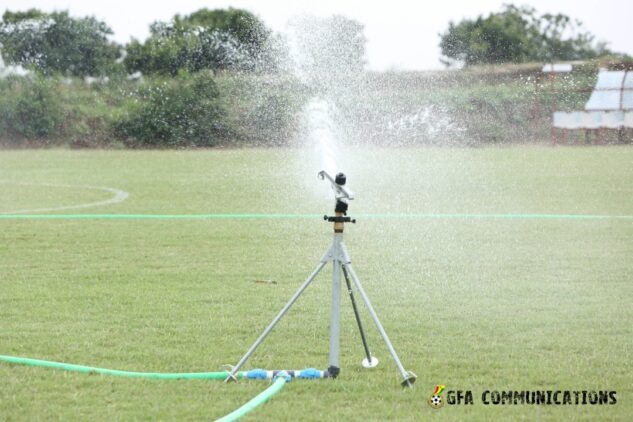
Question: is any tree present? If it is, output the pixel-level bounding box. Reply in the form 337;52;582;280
0;9;121;76
439;4;611;66
2;9;47;23
181;8;270;59
123;8;275;75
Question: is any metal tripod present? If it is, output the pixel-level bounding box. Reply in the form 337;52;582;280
225;172;416;387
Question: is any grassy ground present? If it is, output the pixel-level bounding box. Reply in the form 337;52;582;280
1;147;632;421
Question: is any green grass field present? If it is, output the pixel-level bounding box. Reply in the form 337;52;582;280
1;147;632;421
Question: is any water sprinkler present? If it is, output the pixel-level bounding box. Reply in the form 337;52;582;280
318;170;354;201
226;171;416;387
319;171;356;231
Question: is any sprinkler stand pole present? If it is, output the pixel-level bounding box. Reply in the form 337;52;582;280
328;238;343;376
342;266;376;367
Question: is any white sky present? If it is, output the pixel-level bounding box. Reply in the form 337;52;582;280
1;0;632;70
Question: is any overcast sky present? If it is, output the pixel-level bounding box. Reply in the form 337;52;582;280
2;0;631;70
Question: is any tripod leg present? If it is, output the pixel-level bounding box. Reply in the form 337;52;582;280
343;263;416;387
342;266;377;368
328;261;342;377
225;261;327;382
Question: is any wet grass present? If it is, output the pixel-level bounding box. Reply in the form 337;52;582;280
1;146;632;421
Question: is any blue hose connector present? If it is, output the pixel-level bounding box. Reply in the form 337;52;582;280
297;368;322;379
245;369;268;380
273;370;291;383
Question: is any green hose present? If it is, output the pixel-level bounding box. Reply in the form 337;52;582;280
0;355;243;380
216;375;288;422
1;354;289;421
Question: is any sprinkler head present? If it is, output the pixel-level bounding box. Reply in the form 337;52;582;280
318;170;354;201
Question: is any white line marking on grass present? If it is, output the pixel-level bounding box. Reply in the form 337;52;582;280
0;182;129;214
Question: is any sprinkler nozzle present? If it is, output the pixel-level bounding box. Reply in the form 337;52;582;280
318;170;354;201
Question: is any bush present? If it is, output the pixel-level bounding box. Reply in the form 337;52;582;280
115;71;227;147
215;73;306;145
0;75;61;142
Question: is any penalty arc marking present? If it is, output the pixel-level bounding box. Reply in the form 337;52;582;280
0;182;129;214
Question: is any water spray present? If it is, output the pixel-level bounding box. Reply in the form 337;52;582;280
225;171;416;387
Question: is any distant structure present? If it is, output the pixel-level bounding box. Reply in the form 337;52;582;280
542;63;573;73
533;63;572;136
553;70;633;143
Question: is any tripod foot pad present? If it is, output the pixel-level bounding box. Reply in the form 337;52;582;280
326;366;340;378
401;371;417;388
361;356;379;368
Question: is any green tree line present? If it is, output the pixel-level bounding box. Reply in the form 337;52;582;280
0;7;282;77
439;4;614;66
1;5;622;77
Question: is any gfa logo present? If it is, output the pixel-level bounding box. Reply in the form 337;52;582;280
427;385;445;409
